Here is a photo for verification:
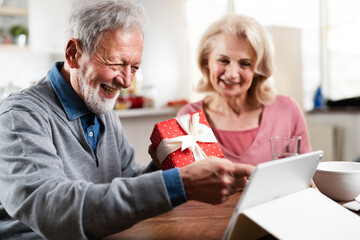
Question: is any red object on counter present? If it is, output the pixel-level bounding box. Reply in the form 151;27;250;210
117;95;145;109
167;99;189;107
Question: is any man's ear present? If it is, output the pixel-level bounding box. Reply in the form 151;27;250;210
65;38;83;68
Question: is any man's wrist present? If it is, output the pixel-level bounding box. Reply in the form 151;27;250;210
150;161;160;171
162;168;187;207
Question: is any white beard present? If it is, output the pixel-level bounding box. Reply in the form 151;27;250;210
81;83;119;114
78;67;119;114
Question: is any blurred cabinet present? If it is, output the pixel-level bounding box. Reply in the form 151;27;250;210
306;121;342;162
28;0;72;54
116;108;177;166
0;0;72;53
306;110;360;162
0;5;27;16
0;0;28;48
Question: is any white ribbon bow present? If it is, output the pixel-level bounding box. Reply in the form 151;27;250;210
156;112;217;165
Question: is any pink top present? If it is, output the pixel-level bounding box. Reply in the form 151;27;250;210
215;127;259;156
177;95;312;165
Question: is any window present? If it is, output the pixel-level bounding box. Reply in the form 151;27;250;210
324;0;360;101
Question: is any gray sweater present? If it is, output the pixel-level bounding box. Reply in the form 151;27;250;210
0;76;172;239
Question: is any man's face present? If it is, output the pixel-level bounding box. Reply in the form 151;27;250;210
73;29;143;114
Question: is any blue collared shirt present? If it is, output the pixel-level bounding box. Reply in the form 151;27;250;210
49;62;99;152
48;62;186;207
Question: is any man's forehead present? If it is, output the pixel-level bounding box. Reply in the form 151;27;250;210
101;28;143;46
95;29;143;63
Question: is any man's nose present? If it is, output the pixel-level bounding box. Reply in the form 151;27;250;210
116;66;133;88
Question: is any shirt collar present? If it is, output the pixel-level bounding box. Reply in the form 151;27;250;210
49;61;92;120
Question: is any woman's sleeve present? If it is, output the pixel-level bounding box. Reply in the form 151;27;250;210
289;98;312;153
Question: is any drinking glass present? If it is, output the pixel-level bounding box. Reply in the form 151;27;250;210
270;136;301;160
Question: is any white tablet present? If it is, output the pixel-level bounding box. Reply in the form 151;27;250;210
223;150;323;240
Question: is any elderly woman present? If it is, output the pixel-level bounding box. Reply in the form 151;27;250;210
178;14;312;165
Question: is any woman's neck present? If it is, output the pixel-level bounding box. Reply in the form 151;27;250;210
205;93;260;116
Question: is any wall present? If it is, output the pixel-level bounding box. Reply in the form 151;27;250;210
135;0;189;107
0;48;54;89
267;26;304;110
28;0;71;54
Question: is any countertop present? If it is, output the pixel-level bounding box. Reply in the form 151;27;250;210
307;107;360;114
114;107;178;118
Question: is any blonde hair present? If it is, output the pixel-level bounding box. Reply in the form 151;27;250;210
197;14;276;106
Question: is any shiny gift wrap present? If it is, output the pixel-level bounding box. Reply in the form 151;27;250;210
150;110;224;170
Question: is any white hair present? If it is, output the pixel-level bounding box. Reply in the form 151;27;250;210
66;0;148;57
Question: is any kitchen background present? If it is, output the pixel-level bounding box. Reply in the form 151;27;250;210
1;0;360;164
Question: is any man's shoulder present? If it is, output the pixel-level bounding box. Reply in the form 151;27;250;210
0;77;56;115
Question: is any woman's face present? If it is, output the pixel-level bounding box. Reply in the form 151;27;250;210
207;33;257;98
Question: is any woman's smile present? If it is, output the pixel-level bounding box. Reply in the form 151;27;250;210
220;79;240;87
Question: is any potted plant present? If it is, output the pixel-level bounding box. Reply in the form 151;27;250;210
9;25;28;47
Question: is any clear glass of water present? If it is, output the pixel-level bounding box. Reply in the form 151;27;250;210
270;136;301;160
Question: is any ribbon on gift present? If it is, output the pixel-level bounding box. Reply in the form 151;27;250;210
156;112;218;165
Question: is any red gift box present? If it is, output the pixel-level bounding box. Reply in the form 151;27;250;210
150;110;224;170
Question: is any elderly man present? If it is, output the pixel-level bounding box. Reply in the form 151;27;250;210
0;0;254;239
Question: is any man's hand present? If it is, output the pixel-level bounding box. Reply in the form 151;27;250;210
148;144;161;169
180;156;254;204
